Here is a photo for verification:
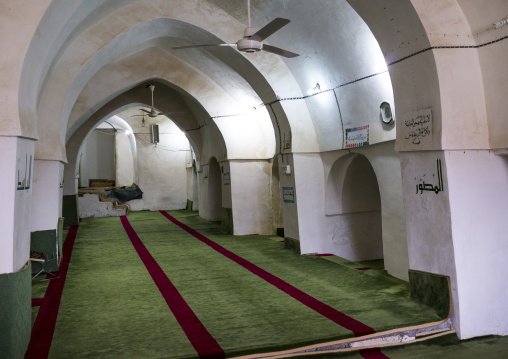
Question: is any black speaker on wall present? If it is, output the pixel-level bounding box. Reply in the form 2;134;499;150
151;124;159;144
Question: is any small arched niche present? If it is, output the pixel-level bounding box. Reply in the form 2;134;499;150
326;154;381;215
325;154;383;261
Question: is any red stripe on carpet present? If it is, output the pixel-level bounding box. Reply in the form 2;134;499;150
160;212;375;334
316;254;334;257
355;267;373;271
120;216;225;359
31;298;44;307
159;212;389;359
360;348;390;358
25;224;80;359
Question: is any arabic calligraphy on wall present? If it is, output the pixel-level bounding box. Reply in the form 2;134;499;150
282;187;295;203
402;108;433;149
416;159;444;195
345;125;369;148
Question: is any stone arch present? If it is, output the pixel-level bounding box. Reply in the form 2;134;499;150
325;153;383;261
63;81;224;195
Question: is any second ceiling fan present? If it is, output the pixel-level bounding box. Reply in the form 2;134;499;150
132;84;183;118
172;0;299;58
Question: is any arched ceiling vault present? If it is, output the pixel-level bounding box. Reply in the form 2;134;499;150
21;0;399;162
63;81;229;193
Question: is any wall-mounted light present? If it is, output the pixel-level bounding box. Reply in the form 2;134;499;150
307;83;321;95
380;102;394;125
151;124;160;144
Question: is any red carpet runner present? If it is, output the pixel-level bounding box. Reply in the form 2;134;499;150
159;211;389;359
120;216;225;359
25;224;80;359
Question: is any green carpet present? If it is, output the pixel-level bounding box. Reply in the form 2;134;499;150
48;217;196;359
158;211;443;332
34;210;449;358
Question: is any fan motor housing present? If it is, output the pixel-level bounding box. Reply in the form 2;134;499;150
237;38;262;53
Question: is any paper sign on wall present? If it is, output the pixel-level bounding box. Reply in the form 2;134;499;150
345;125;369;148
282;187;295;203
223;172;230;186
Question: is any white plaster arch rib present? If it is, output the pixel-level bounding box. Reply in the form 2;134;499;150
347;0;489;150
31;2;313;163
207;0;396;153
69;76;208;161
65;47;275;162
18;0;139;138
325;153;381;216
64;82;225;195
0;0;51;137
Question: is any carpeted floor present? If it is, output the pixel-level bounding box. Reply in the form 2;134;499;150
28;210;506;358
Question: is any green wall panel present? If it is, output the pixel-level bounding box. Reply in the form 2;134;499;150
221;207;233;234
0;263;31;359
284;237;301;255
409;269;451;319
63;194;79;226
30;229;59;273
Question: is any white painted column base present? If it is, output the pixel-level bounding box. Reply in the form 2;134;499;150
31;159;64;233
401;149;508;339
0;137;35;274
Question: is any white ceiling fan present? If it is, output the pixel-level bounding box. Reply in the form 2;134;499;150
172;0;299;58
131;84;183;118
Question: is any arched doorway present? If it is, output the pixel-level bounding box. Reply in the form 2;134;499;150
325;154;382;261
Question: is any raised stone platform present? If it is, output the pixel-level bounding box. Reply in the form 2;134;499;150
78;192;127;218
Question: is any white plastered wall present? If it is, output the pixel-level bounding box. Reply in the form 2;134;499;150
446;150;508;338
118;109;189;212
81;130;116;182
0;137;34;274
400;150;459;331
291;141;408;280
229;160;272;235
115;131;137;187
30;160;64;232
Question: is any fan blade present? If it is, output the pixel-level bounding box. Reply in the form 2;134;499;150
140;108;151;114
172;43;236;49
157;112;185;116
251;18;290;41
262;44;299;58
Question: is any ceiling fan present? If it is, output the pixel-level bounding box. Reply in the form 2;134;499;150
131;84;183;118
171;0;299;58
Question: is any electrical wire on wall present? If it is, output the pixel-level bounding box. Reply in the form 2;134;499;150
332;89;345;148
134;133;191;154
